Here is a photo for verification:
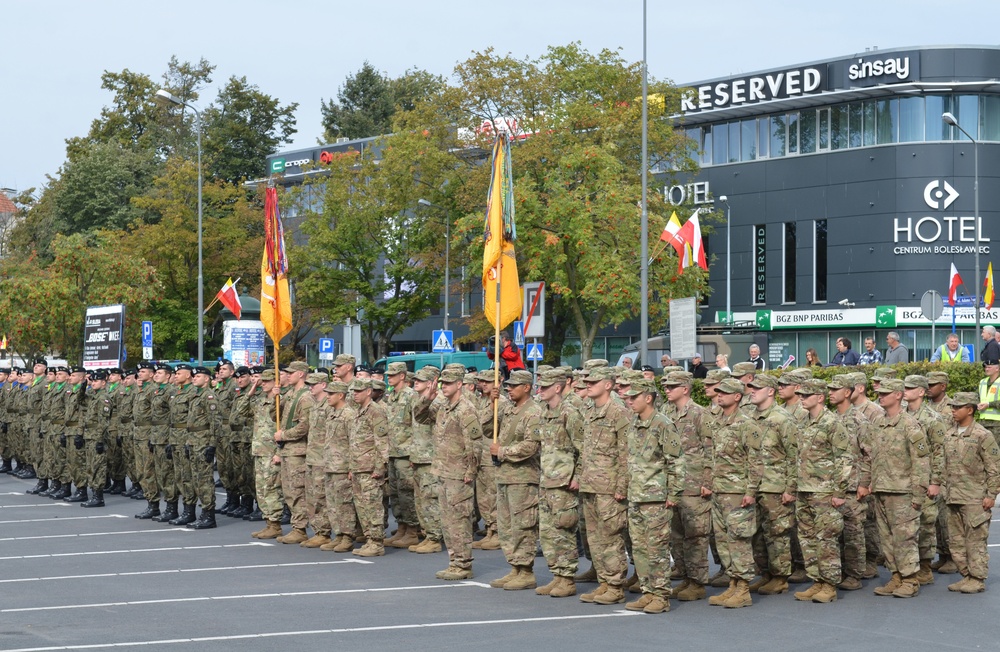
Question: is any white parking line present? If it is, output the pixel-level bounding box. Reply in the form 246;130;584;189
0;559;372;584
2;581;488;613
0;514;128;524
1;611;640;650
0;529;193;542
0;503;71;509
0;542;271;561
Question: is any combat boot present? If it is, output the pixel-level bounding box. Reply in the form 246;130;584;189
708;568;729;587
748;572;773;593
579;583;608;603
812;582;838;603
549;576;577;598
333;533;356;552
593;585;625;605
959;577;986;593
435;565;473;580
154;501;178;523
384;523;405;545
169;503;197;526
123;483;138;498
188;510;217;529
536;577;558;596
52;483;72;500
670;565;684;580
135;501;161;520
794;581;822;601
230;495;252;518
478;528;501;551
947;574;970;592
504;566;537;591
353;538;385;557
644;595;670;614
26;479;48;495
244;503;263;521
625;593;653;611
891;575;920;598
758;576;789;595
277;528;308;544
873;571;902;596
300;534;331;549
216;491;235;515
708;580;737;606
0;458;10;473
81;489;104;508
676;580;707;601
40;480;61;498
930;554;949;571
280;504;292;525
253;520;283;540
64;487;88;503
409;538;442;553
131;486;145;500
837;576;863;591
574;566;598;583
625;571;640;594
390;524;420;549
863;559;879;579
722;579;752;608
108;479;127;495
787;566;809;584
490;568;519;588
937;558;959;574
915;560;934;585
20;465;36;479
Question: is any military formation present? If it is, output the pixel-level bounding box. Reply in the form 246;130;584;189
1;355;998;614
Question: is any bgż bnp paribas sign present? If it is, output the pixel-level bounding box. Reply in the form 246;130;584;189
894;179;989;256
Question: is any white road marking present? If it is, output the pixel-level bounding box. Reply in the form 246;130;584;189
0;559;372;584
0;503;71;509
1;610;641;650
0;529;193;542
0;514;128;524
2;581;487;613
0;541;270;561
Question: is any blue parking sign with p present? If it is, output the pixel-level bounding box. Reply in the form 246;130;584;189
318;338;335;354
141;321;153;347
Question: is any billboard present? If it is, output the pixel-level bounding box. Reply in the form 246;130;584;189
83;304;125;369
224;320;266;368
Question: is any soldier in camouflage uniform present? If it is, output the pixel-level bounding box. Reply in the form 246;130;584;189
902;375;947;585
488;369;543;591
827;374;872;590
577;367;632;606
120;371;144;499
942;392;1000;593
706;378;762;609
848;371;884;576
62;367;89;503
623;379;681;615
301;372;332;548
870;378;931;598
10;368;31;479
102;368;125;495
274;361;315;544
746;374;798;596
926;371;957;573
228;367;257;518
474;371;506;550
185;366;222;529
130;363;159;519
347;378;390;556
213;361;238;515
0;367;10;474
80;371;110;508
319;379;356;551
42;367;71;499
383;361;420;549
146;364;178;522
790;380;851;604
250;369;284;540
167;365;199;526
407;367;443;554
25;361;49;494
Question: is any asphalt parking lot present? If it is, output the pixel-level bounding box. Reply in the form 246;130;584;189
1;471;997;652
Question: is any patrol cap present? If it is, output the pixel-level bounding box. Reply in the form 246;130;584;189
444;363;467;374
612;365;625;376
476;370;495;382
778;370;809;385
903;375;929;390
715;378;745;395
624;379;657;396
405;371;416;383
795;379;828;396
324;380;349;394
558;366;574;376
370;379;386;392
827;374;852;390
260;369;276;381
872;367;898;379
333;354;356;366
846;372;868;388
584;367;615;382
440;369;464;383
175;363;194;373
704;369;730;385
234;366;251;378
415;367;440;382
747;374;778;390
193;366;212;377
583;359;609;371
349;378;372;391
537;369;567;387
287;361;310;373
661;370;693;386
949;392;979;407
926;371;950;386
875;378;905;393
732;362;758;377
386;362;407;376
305;372;329;385
619;370;644;384
573;378;588;389
536;364;554;375
661;366;685;374
505;370;534;386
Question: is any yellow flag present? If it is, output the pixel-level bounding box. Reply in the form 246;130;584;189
985;262;996;310
482;136;522;329
261;187;293;343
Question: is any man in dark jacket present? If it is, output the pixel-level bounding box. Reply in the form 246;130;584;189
828;337;861;366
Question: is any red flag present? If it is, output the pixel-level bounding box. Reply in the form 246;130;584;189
948;263;963;307
216;278;242;320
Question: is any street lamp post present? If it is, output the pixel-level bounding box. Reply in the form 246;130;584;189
943;112;980;360
720;196;732;326
155;89;204;364
418;199;449;331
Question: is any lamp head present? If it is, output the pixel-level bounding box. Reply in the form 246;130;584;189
719;195;728;204
154;89;183;107
942;112;958;127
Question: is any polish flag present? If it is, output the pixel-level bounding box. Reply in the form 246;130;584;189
216;278;242;320
948;263;963;306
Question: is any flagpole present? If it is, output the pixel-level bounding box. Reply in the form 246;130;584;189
492;263;501;467
203;277;242;314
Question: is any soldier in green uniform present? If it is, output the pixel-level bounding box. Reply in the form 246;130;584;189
25;360;49;494
347;378;390;557
102;368;125;495
273;361;315;543
623;379;681;615
250;369;284;540
228;367;257;518
80;370;110;508
406;367;443;554
213;361;239;516
185;366;222;529
943;392;1000;593
301;371;332;548
62;366;89;503
383;362;420;549
130;363;157;518
167;364;199;526
0;367;10;474
925;370;956;574
319;379;356;551
42;367;71;499
147;364;178;522
10;368;31;479
121;370;144;499
848;370;884;577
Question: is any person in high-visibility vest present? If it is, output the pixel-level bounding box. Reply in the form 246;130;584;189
931;334;971;364
976;358;1000;446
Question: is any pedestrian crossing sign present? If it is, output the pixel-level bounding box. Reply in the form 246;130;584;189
526;343;544;361
512;321;525;348
432;330;454;353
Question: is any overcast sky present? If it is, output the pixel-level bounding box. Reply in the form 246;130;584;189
2;0;997;195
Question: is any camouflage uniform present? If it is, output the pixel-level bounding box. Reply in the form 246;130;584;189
409;383;441;543
871;406;931;579
494;392;543;569
668;397;714;585
384;383;419;529
186;384;222;512
796;401;851;586
305;388;330;538
213;377;237;501
348;396;389;540
46;379;68;489
279;386;315;532
627;406;682;599
147;380;176;506
943;402;1000;583
64;381;87;489
83;385;110;492
168;383;198;507
538;391;584;579
751;402;798;579
710;399;762;582
229;384;257;503
26;376;46;480
103;381;124;488
253;391;283;523
907;401;947;564
324;400;357;537
477;393;509;539
838;404;873;581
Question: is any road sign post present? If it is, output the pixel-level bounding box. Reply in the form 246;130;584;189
141;320;153;360
920;290;944;358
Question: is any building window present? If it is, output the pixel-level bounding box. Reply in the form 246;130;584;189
862;101;877;146
848;102;863;148
925;95;949;141
741;119;757;161
799;110;817;154
899;96;924;142
814;219;827;303
770;115;786;157
982;95;1000;141
712;124;728;165
818;108;830;151
831;105;849;150
877;98;898;144
728;121;741;163
757;118;770;158
783;222;796;304
753;224;767;305
788;113;799;154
